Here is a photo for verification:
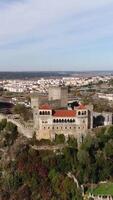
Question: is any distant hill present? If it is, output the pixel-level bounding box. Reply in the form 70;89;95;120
0;71;113;80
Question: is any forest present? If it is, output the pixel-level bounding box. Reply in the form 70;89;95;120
1;119;113;200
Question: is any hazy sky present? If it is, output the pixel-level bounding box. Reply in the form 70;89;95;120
0;0;113;71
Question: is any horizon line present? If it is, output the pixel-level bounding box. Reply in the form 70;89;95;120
0;70;113;72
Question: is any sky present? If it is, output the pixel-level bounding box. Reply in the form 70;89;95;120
0;0;113;71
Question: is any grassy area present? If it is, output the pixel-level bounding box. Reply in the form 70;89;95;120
88;182;113;196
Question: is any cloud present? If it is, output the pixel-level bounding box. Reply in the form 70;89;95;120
0;0;113;43
0;0;113;70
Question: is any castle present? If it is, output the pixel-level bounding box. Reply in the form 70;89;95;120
31;86;94;142
31;86;113;142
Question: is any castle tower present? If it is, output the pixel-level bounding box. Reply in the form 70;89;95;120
48;86;68;108
60;87;68;107
86;104;93;129
31;94;39;130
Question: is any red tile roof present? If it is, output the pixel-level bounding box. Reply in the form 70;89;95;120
39;103;52;110
53;110;76;117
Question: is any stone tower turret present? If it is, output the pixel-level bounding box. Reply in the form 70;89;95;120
60;87;68;107
31;94;39;130
86;104;93;129
48;86;68;108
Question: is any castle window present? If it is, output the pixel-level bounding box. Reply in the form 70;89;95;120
65;127;67;129
57;127;58;129
53;127;54;129
70;127;71;129
84;111;86;115
78;111;81;115
107;116;109;122
45;111;48;115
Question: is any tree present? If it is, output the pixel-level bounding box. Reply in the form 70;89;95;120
67;137;78;149
55;134;65;144
0;119;7;131
4;122;18;146
5;122;17;133
104;139;113;159
13;104;32;121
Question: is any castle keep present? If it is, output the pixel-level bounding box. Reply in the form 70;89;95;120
31;86;94;142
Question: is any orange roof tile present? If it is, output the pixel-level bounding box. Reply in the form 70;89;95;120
53;110;76;117
39;103;52;110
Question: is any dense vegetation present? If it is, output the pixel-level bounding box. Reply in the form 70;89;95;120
1;122;113;199
88;182;113;196
0;72;72;80
13;104;33;121
0;119;18;147
82;95;113;113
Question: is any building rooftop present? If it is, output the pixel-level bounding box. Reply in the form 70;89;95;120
39;103;52;110
53;110;76;117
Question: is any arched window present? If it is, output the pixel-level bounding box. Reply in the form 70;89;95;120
56;119;59;123
39;111;42;115
62;119;64;123
59;119;62;123
78;111;81;115
84;111;86;115
70;119;73;123
73;119;75;123
48;111;50;115
53;119;56;123
42;111;45;115
65;119;67;123
45;111;48;115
